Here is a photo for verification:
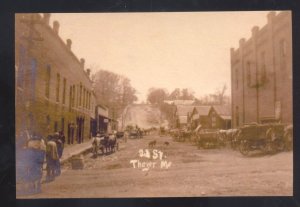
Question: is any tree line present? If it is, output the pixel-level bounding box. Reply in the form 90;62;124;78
146;85;229;105
91;69;138;119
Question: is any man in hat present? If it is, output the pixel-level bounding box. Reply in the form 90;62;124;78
45;135;59;182
26;132;46;193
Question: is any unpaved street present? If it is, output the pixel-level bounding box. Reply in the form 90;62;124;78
22;133;292;198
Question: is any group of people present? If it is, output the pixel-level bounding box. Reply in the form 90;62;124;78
16;130;65;195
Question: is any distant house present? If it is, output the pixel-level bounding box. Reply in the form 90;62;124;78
173;105;195;128
189;106;212;130
208;105;232;129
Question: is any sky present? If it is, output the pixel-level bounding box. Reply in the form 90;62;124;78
51;11;277;102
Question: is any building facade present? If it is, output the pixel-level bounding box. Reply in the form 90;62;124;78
231;11;292;128
15;13;95;144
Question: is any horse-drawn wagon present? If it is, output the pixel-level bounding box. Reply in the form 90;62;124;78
196;129;223;149
237;123;290;156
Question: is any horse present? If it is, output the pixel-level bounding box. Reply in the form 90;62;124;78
108;134;118;153
92;136;105;157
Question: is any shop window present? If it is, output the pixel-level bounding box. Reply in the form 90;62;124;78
54;121;58;132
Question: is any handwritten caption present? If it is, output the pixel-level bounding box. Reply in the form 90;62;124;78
130;149;172;171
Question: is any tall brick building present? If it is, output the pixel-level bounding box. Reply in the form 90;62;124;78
15;13;95;144
231;11;292;128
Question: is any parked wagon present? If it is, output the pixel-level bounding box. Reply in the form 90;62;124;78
172;129;192;142
237;123;287;156
196;129;223;149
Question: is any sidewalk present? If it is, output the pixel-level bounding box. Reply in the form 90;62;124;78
60;139;93;164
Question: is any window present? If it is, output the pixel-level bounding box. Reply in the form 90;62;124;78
17;45;26;88
46;115;51;131
260;52;266;83
235;69;239;89
279;39;287;70
45;65;51;98
54;121;58;132
79;83;82;106
61;117;65;133
88;92;91;109
62;78;66;104
69;85;72;111
280;39;287;57
212;117;216;127
56;73;60;102
235;106;239;127
246;61;251;86
30;59;37;100
83;88;86;108
72;85;76;107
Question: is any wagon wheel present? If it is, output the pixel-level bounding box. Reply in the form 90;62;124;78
239;140;250;156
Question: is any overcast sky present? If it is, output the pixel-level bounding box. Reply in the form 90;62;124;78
51;11;277;102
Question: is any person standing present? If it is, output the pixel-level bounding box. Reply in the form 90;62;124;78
54;131;65;176
45;135;59;182
26;132;46;194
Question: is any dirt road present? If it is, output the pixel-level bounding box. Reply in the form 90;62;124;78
21;133;292;198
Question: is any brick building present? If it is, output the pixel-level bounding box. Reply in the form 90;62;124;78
231;11;292;128
15;13;95;144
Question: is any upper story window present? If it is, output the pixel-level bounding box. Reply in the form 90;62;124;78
69;85;72;111
72;85;76;107
62;78;66;104
235;68;239;89
45;65;51;98
30;59;37;100
17;45;26;88
280;39;287;57
246;61;251;86
79;83;82;106
56;73;60;102
279;39;287;70
260;52;266;83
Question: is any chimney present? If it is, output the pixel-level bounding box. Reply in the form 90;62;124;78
86;69;91;77
43;13;51;25
230;48;235;55
66;39;72;50
251;26;259;37
80;58;85;69
53;20;60;35
239;38;246;47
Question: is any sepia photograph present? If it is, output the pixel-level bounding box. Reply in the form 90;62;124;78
15;11;293;198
